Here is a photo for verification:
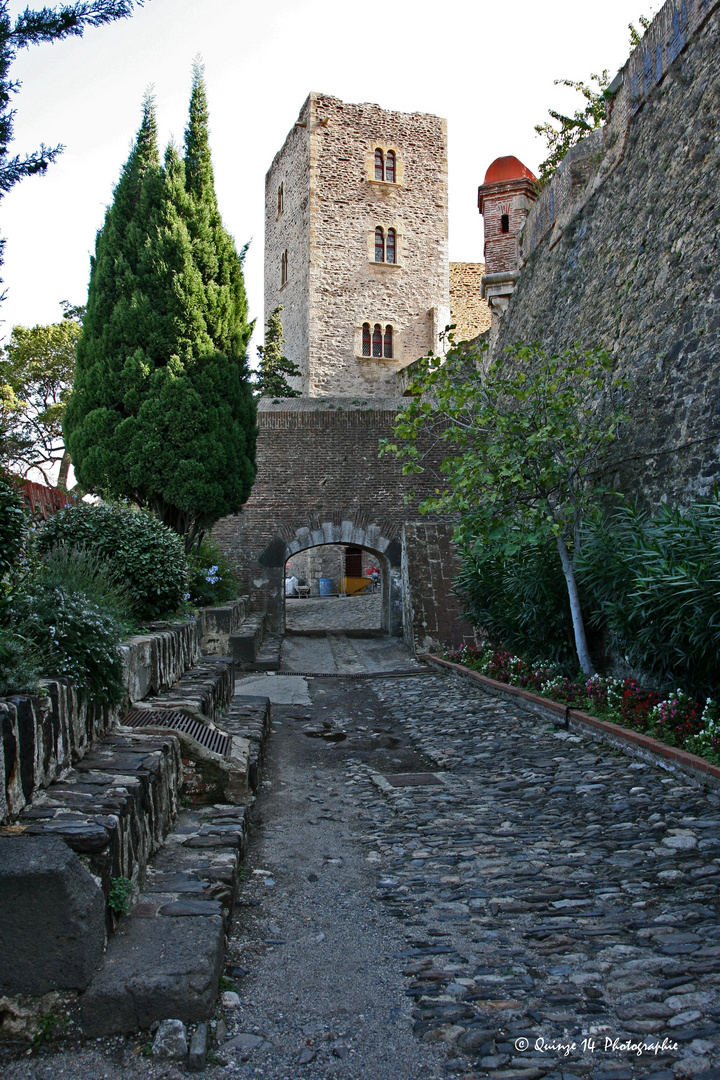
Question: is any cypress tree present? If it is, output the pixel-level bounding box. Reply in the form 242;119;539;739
65;74;256;550
255;306;302;398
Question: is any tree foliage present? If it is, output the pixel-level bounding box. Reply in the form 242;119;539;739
64;69;256;551
628;14;652;49
255;305;301;398
0;470;24;577
0;1;142;295
0;313;80;488
577;498;720;694
382;339;627;675
534;71;611;189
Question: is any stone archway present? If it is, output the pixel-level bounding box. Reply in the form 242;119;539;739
257;519;403;636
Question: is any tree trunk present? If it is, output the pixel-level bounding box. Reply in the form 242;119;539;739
57;449;71;493
556;533;595;677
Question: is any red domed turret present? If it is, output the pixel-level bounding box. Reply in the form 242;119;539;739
483;155;536;186
477;154;538;311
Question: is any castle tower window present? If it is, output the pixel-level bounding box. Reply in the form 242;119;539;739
362;322;371;356
385;150;396;183
375;226;385;263
500;213;509;234
280;249;288;287
372;324;383;357
384;325;393;358
278;182;284;215
386;228;396;264
375;149;384;180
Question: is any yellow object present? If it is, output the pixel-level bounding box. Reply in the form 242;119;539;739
340;576;371;595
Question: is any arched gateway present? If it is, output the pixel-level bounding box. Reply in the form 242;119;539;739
212;398;472;654
259;519;401;636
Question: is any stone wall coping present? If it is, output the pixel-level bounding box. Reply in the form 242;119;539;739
419;653;720;790
258;395;406;412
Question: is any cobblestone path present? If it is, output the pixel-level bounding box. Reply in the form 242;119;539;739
3;659;719;1080
285;594;382;633
343;671;720;1079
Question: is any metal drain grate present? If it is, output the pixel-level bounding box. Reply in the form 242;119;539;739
383;773;442;787
122;709;232;758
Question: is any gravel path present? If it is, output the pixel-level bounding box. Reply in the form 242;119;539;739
3;650;719;1080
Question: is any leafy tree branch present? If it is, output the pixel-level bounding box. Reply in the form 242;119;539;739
381;338;627;675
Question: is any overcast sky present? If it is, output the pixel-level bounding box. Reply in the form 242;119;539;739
2;0;652;354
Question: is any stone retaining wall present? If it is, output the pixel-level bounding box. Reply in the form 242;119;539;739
495;0;720;508
0;619;200;825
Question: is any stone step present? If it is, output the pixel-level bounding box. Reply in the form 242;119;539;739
11;731;182;919
200;596;249;657
222;694;272;793
228;613;267;667
249;632;283;672
141;655;235;722
74;803;250;1037
1;657;271;1030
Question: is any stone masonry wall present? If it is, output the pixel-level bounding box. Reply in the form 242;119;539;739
265;100;312;393
494;0;720;507
402;522;475;652
449;262;491;341
265;94;450;396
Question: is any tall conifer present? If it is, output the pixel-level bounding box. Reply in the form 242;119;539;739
65;74;256;550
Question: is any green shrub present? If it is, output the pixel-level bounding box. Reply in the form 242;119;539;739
187;538;240;607
0;624;43;696
38;544;132;627
456;539;580;665
12;582;125;705
0;473;25;578
38;503;187;621
577;498;720;694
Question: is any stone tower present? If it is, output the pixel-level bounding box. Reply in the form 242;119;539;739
477;155;537;320
264;93;450;396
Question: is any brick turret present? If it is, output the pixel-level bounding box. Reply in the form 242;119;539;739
478;156;537;320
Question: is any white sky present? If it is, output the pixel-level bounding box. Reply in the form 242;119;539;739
2;0;650;356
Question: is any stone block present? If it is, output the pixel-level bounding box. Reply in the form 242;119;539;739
0;836;105;995
153;1018;188;1059
76;915;224;1035
188;1022;208;1070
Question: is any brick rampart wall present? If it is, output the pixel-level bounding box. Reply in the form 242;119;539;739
212;398;468;648
495;0;720;507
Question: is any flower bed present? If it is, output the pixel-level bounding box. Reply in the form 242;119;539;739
444;643;720;766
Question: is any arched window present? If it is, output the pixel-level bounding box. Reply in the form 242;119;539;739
362;323;371;357
280;249;288;287
385;150;396;183
375;226;385;263
375;149;384;181
372;324;382;358
384;325;393;358
277;182;284;215
500;213;509;234
386;228;396;264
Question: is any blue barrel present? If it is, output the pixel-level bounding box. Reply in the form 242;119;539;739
318;577;333;597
